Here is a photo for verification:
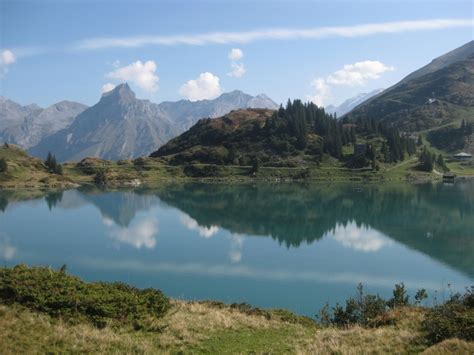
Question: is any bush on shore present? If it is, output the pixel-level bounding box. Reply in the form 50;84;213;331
423;286;474;344
317;282;473;346
0;264;170;329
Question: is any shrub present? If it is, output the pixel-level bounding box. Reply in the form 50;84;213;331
183;164;220;178
317;283;432;328
387;283;410;309
318;283;388;327
0;265;170;328
94;169;108;185
423;287;474;344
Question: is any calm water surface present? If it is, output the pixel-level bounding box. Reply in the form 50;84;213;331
0;181;473;316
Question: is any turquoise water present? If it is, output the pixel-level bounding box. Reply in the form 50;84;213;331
0;181;473;316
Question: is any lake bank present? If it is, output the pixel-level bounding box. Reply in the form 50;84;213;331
1;265;472;354
2;143;463;189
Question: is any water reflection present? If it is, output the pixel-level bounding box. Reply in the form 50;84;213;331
104;215;159;249
0;233;16;260
180;213;219;238
0;181;472;316
328;222;392;252
1;182;473;278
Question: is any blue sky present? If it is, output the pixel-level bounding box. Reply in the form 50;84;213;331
1;0;473;108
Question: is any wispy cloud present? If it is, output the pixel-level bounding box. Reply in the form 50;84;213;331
75;19;472;50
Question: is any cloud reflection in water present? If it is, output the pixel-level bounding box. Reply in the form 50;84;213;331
328;221;392;252
180;213;219;238
103;216;158;249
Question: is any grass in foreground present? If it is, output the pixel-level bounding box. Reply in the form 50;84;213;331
1;265;473;353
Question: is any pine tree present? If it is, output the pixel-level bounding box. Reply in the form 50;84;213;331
94;169;108;185
381;142;389;163
419;147;434;172
250;156;259;174
417;134;423;146
0;158;7;173
44;152;63;175
437;154;446;171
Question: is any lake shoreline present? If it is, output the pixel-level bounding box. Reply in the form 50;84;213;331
1;265;473;353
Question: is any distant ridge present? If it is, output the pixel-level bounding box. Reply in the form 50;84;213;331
325;89;384;117
0;97;87;148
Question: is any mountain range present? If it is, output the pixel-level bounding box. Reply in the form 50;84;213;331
1;85;278;162
0;97;87;149
325;88;384;117
2;40;472;162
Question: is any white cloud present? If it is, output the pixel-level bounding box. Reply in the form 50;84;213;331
180;214;219;238
1;50;15;65
328;221;392;252
75;19;473;50
326;60;394;86
307;60;394;106
227;48;246;78
228;62;246;78
106;60;159;92
106;216;158;249
0;49;16;76
101;82;116;94
228;48;243;61
179;72;221;101
307;78;332;107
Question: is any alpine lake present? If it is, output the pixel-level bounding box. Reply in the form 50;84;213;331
1;180;473;317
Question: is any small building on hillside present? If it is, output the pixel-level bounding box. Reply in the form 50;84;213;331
453;152;472;160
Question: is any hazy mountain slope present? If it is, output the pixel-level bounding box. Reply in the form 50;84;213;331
29;84;177;162
344;41;474;131
158;90;278;131
399;40;474;85
1;101;87;148
0;97;41;129
325;89;384;117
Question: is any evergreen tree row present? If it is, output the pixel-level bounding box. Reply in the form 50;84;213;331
45;152;63;175
266;99;416;163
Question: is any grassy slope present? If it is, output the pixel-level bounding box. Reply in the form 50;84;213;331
1;266;472;354
344;57;474;132
3;301;473;354
0;144;78;188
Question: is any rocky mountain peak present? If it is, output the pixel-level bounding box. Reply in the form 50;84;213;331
100;83;136;103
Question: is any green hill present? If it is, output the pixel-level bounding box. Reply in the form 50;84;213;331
0;144;77;188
